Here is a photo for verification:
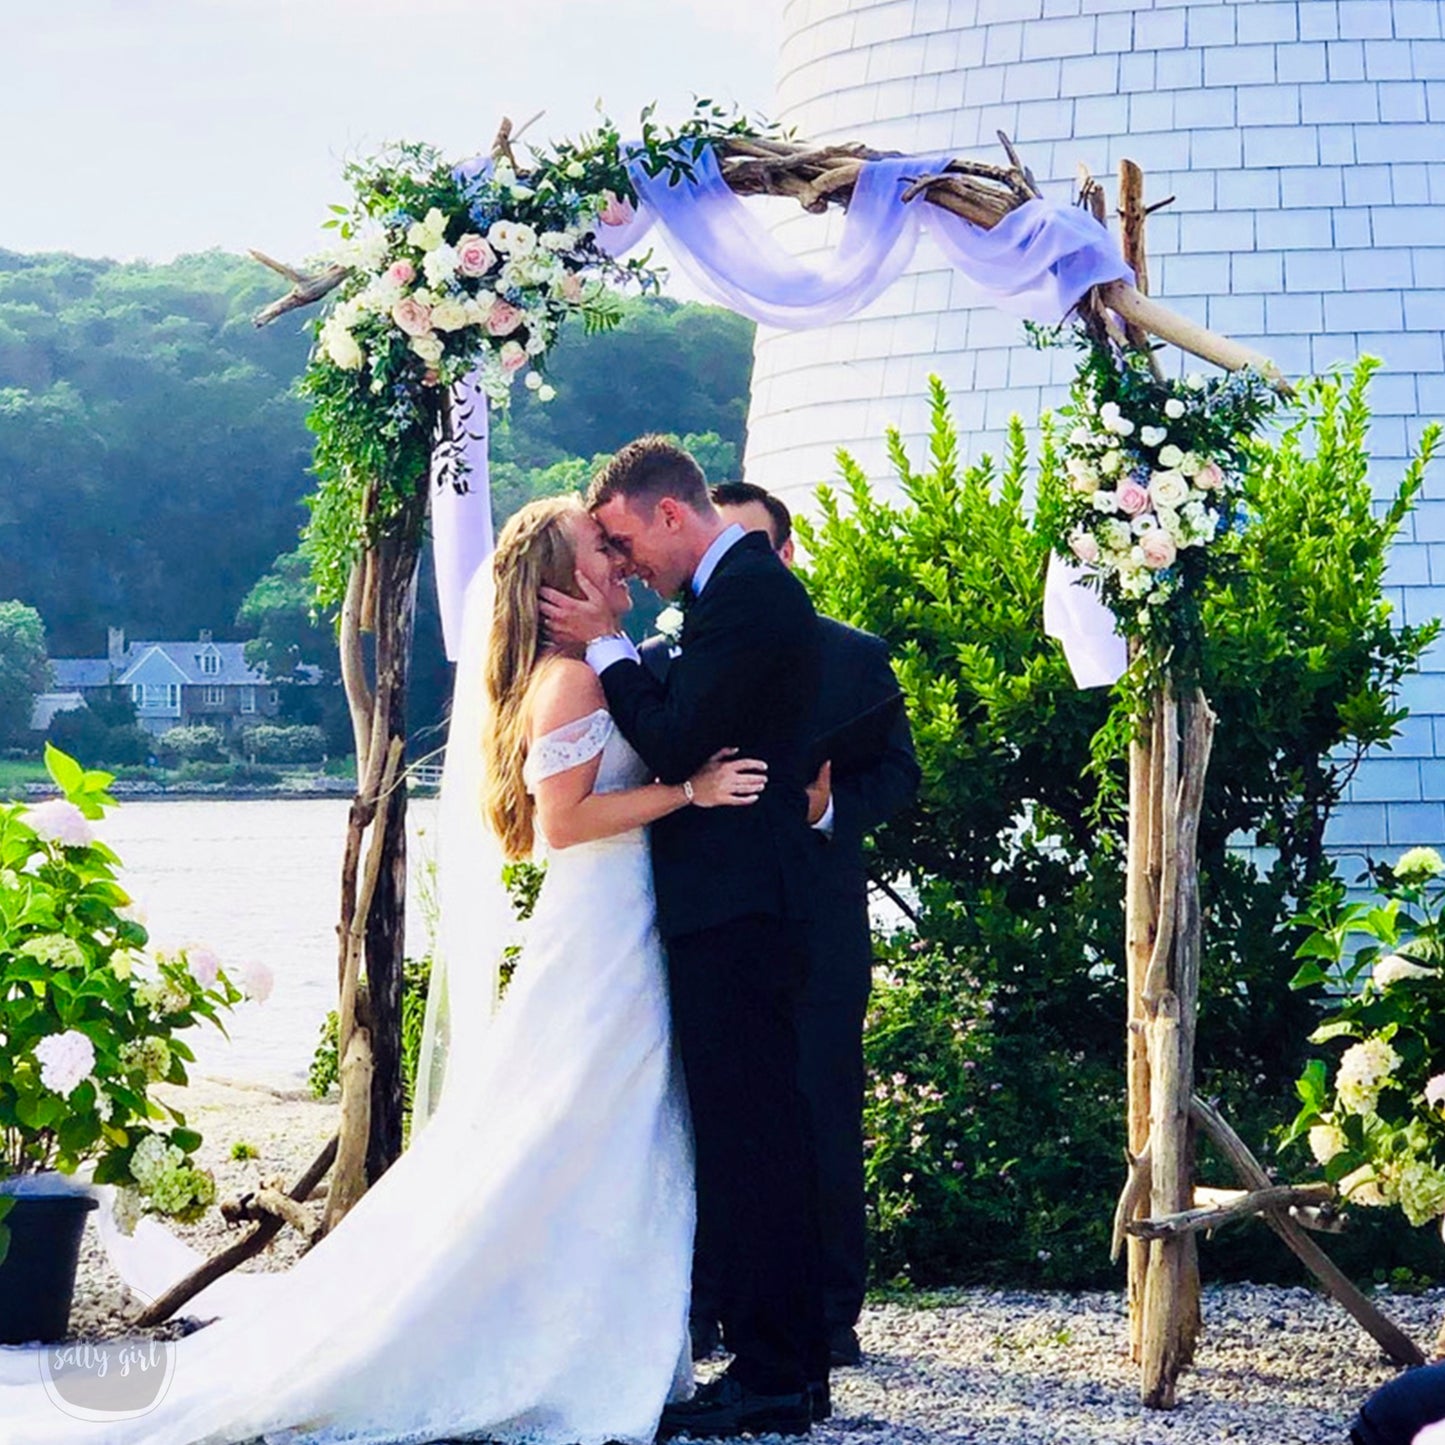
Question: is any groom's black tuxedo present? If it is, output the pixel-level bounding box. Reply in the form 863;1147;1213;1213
599;529;822;939
595;527;829;1400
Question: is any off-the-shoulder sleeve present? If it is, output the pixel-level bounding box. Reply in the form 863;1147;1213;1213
522;708;615;791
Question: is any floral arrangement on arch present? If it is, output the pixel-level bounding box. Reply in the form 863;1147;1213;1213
1045;341;1279;665
298;104;771;607
1287;847;1445;1230
313;144;648;420
0;747;272;1243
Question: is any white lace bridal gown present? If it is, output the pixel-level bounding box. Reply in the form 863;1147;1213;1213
0;708;694;1445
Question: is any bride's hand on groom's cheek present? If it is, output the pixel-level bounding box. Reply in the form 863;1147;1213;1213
541;572;615;645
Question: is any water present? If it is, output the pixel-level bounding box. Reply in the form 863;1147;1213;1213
97;797;440;1091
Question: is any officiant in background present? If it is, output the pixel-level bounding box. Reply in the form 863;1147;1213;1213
642;481;920;1369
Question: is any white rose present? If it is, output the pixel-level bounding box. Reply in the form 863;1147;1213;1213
1100;450;1123;476
1185;372;1206;390
429;299;470;332
1150;470;1190;509
411;335;444;365
1164;397;1187;419
1178;451;1202;477
1091;490;1118;513
1158;444;1184;469
524;371;544;391
655;605;686;642
1140;425;1168;448
321;320;364;371
537;384;556;402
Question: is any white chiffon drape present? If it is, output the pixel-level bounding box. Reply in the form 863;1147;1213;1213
0;714;695;1445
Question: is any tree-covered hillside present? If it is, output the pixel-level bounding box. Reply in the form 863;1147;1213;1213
0;248;754;661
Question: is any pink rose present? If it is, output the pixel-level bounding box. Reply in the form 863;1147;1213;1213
1195;460;1224;491
486;299;524;337
386;259;415;286
498;340;528;375
1115;480;1151;517
560;272;584;304
390;296;433;337
1140;530;1178;570
1068;531;1099;565
598;190;636;227
455;233;496;278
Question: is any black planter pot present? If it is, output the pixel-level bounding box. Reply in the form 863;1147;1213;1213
0;1189;98;1345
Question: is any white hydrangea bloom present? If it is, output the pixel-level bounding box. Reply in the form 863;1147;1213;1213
130;1134;184;1191
34;1030;95;1095
24;799;94;848
1308;1122;1347;1165
1373;954;1434;989
1336;1037;1402;1115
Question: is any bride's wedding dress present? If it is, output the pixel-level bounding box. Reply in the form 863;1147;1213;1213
0;708;694;1444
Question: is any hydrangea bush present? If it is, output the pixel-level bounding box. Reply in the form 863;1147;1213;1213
1289;847;1445;1228
0;746;270;1247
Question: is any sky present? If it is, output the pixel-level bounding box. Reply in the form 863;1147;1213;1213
2;0;783;266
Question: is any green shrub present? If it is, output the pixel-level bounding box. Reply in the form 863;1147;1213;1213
158;725;225;762
240;724;327;763
48;689;153;769
172;760;283;787
799;364;1437;1287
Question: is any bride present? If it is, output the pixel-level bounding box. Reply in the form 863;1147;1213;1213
0;493;766;1445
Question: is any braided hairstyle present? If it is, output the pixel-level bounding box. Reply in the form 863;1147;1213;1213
480;493;585;858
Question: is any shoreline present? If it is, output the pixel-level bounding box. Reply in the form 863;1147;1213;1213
12;782;439;803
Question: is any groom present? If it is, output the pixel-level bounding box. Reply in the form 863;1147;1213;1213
541;436;830;1438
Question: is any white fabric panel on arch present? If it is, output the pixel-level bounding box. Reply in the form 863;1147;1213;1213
431;375;495;664
594;144;1135;687
593;143;1134;329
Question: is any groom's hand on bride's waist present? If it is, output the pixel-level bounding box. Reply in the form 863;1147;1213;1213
541;572;616;647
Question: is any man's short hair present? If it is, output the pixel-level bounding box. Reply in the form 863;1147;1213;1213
586;436;710;514
710;481;792;551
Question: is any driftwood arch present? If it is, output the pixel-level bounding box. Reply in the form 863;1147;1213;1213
137;122;1424;1410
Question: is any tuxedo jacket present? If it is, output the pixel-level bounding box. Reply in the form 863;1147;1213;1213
599;531;822;941
643;613;920;992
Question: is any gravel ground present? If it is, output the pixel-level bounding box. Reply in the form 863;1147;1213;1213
55;1078;1438;1443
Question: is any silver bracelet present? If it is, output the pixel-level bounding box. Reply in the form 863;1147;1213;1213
682;779;695;804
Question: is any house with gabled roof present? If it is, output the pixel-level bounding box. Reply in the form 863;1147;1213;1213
45;628;286;737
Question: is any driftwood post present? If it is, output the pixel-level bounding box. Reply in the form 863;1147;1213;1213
1110;159;1215;1408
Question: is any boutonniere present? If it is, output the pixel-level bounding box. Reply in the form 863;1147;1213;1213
655;589;690;653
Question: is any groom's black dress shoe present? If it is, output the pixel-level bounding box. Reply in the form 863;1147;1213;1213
656;1374;811;1439
808;1378;832;1423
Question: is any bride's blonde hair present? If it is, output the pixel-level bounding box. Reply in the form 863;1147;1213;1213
482;494;586;859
